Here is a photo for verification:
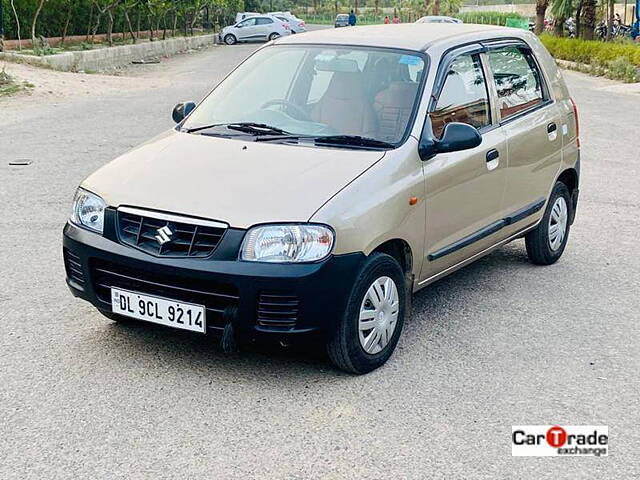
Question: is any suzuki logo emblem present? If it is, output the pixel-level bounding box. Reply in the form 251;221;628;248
155;225;173;245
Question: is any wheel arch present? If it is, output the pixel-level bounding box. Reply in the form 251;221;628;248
370;238;413;276
556;167;579;224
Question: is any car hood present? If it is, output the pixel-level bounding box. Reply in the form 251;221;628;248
82;130;385;229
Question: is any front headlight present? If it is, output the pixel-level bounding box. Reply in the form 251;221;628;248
240;224;334;263
70;188;106;233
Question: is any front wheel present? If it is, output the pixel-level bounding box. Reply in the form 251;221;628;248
327;253;406;374
525;181;572;265
224;34;237;45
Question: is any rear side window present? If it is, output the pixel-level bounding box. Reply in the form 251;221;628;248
486;46;545;120
431;53;491;139
256;18;273;25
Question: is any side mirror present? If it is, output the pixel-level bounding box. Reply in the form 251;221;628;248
418;119;482;160
172;101;196;123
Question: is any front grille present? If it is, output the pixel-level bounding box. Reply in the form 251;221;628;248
257;292;299;328
91;259;238;330
117;208;226;258
64;249;85;286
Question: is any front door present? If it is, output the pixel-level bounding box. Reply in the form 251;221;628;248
236;18;258;41
421;51;508;281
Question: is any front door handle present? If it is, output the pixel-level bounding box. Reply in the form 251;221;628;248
486;149;499;162
485;149;500;171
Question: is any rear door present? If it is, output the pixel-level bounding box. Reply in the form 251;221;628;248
421;48;508;280
255;17;275;40
484;42;563;235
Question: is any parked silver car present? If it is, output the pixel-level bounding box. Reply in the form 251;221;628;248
416;15;463;24
220;15;290;45
269;12;307;33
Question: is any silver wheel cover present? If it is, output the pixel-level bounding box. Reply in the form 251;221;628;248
548;196;568;251
358;276;400;355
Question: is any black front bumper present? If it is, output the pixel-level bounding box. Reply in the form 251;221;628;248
63;221;364;341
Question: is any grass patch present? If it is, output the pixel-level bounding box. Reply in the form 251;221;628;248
0;67;34;97
541;34;640;67
540;34;640;83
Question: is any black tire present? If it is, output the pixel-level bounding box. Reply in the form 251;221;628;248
525;181;572;265
224;34;237;45
327;253;406;374
268;32;280;41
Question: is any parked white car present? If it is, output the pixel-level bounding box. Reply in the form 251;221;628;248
235;12;260;23
416;15;463;24
268;12;307;33
220;15;291;45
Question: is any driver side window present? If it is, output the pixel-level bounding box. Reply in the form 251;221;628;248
238;18;256;27
431;53;491;139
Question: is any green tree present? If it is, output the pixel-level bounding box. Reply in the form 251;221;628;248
534;0;549;34
550;0;572;35
580;0;596;39
31;0;48;49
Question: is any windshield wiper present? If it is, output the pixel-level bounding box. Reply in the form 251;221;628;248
184;122;291;136
313;135;395;149
257;134;394;149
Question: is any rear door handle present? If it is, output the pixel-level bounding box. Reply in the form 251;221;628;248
486;149;499;162
547;122;557;133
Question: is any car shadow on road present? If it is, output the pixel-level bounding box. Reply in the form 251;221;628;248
96;242;533;377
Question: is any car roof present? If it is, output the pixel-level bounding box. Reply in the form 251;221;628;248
277;23;520;51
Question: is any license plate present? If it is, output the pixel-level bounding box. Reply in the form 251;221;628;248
111;288;206;333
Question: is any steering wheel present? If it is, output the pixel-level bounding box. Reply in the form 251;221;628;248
261;99;312;122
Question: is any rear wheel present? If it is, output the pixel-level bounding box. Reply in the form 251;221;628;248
268;32;280;41
525;181;572;265
224;34;237;45
327;253;406;374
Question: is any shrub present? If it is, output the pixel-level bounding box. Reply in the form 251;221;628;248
0;67;33;96
606;57;640;82
540;34;640;83
457;11;525;26
540;34;640;68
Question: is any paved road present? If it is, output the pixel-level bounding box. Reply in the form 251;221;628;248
1;40;638;479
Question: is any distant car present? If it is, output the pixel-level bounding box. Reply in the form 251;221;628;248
335;14;350;28
235;12;260;23
416;16;463;24
269;12;307;33
220;15;291;45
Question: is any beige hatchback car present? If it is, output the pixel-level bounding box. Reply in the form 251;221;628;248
63;24;580;374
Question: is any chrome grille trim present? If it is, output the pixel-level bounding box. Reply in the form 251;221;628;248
118;206;228;230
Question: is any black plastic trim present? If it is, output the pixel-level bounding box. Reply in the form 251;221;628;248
63;222;365;339
504;198;545;225
428;197;545;261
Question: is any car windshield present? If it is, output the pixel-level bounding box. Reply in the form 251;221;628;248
182;45;426;146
